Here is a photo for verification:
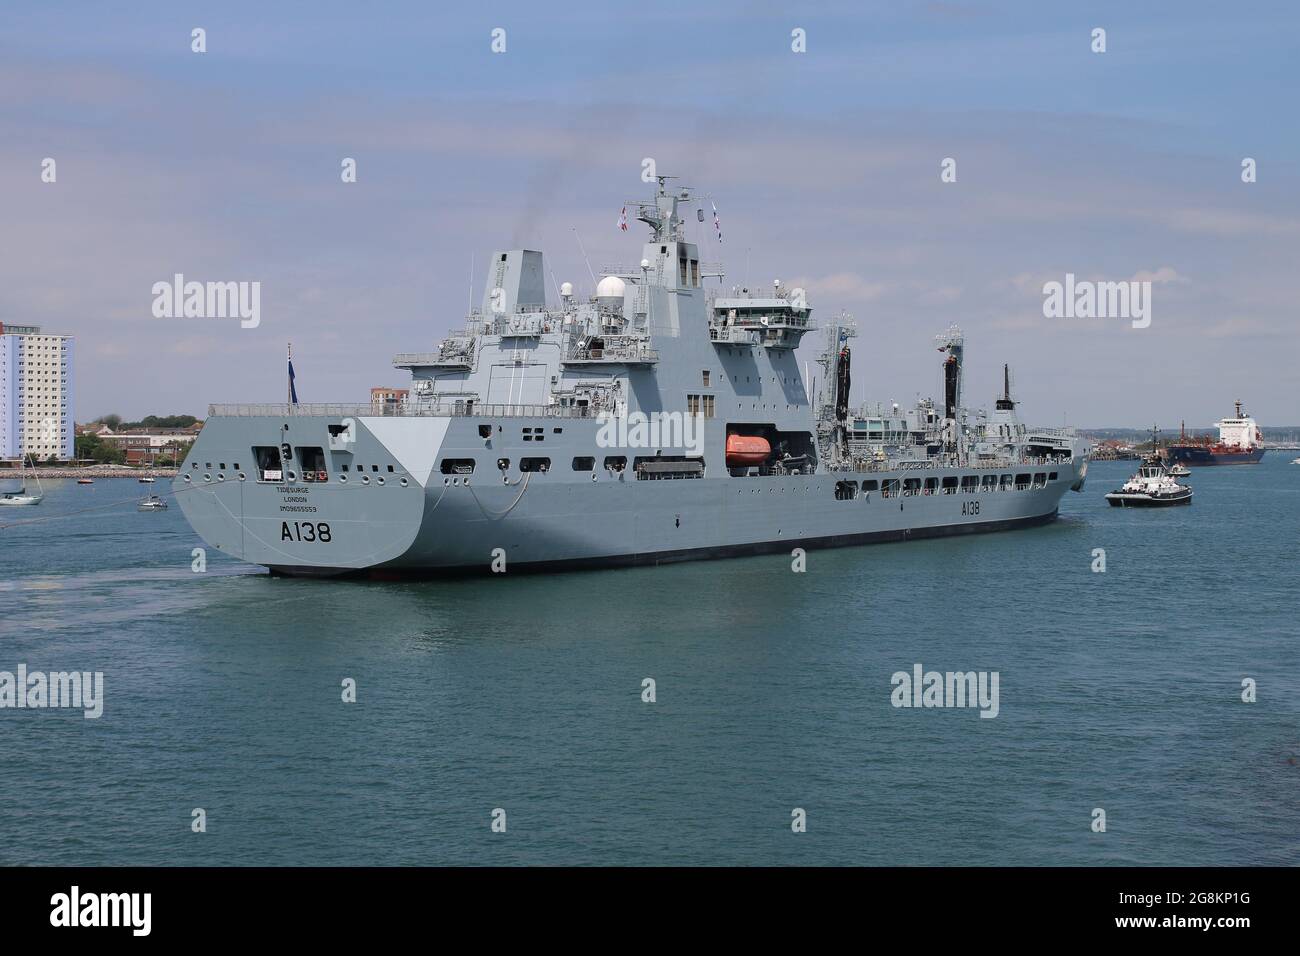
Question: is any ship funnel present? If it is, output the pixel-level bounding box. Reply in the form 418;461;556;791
995;363;1016;410
481;250;546;316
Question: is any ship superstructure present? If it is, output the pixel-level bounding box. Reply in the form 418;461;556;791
175;178;1090;577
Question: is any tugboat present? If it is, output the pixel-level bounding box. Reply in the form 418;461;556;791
1106;428;1192;507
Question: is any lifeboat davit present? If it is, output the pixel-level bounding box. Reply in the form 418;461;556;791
725;434;770;466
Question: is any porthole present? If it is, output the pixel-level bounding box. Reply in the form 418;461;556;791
183;474;192;483
443;477;450;486
339;474;348;483
217;473;225;481
203;473;211;482
377;477;385;485
399;477;409;487
287;470;297;481
361;475;370;485
237;472;246;481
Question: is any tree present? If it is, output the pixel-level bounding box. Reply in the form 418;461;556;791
74;433;125;464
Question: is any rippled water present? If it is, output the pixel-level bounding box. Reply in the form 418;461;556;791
1;460;1297;866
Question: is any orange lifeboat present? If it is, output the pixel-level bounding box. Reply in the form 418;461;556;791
725;434;770;466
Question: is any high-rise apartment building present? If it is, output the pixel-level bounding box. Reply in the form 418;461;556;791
0;323;75;460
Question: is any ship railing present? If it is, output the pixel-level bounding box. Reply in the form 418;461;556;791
708;313;814;330
209;403;596;420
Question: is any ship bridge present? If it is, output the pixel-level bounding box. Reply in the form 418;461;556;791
709;284;814;349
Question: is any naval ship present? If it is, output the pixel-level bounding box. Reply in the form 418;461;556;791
175;178;1089;577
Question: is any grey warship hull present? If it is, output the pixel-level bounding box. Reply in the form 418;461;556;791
175;409;1085;578
176;177;1088;577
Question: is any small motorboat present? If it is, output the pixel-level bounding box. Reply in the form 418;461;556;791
1291;457;1300;465
77;477;94;485
1168;462;1190;477
137;494;168;512
138;476;156;484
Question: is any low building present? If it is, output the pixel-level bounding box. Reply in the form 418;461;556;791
99;427;200;465
371;386;408;412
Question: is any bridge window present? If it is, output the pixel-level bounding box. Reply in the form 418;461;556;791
834;480;858;500
861;479;879;492
941;476;958;495
572;456;595;471
924;477;938;494
1000;474;1013;490
520;457;550;473
253;446;283;482
440;459;476;475
604;455;626;472
1033;472;1047;488
960;475;978;492
1015;473;1031;489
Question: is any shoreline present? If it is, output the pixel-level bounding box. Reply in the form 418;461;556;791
2;468;180;479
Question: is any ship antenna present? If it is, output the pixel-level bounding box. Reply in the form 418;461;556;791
572;228;597;286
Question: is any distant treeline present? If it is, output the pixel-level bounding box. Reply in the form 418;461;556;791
1084;426;1300;441
93;414;199;431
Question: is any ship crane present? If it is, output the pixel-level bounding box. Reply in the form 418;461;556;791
935;325;965;461
815;316;857;464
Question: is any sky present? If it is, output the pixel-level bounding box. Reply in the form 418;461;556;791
1;0;1297;427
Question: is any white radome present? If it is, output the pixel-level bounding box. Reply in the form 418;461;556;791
560;281;574;298
596;275;626;302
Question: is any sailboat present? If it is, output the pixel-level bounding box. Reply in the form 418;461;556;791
0;455;45;506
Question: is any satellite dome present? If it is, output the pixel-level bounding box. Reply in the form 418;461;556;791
560;281;574;298
596;275;626;300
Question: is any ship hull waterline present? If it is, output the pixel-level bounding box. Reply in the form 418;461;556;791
174;413;1085;580
1166;446;1265;466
